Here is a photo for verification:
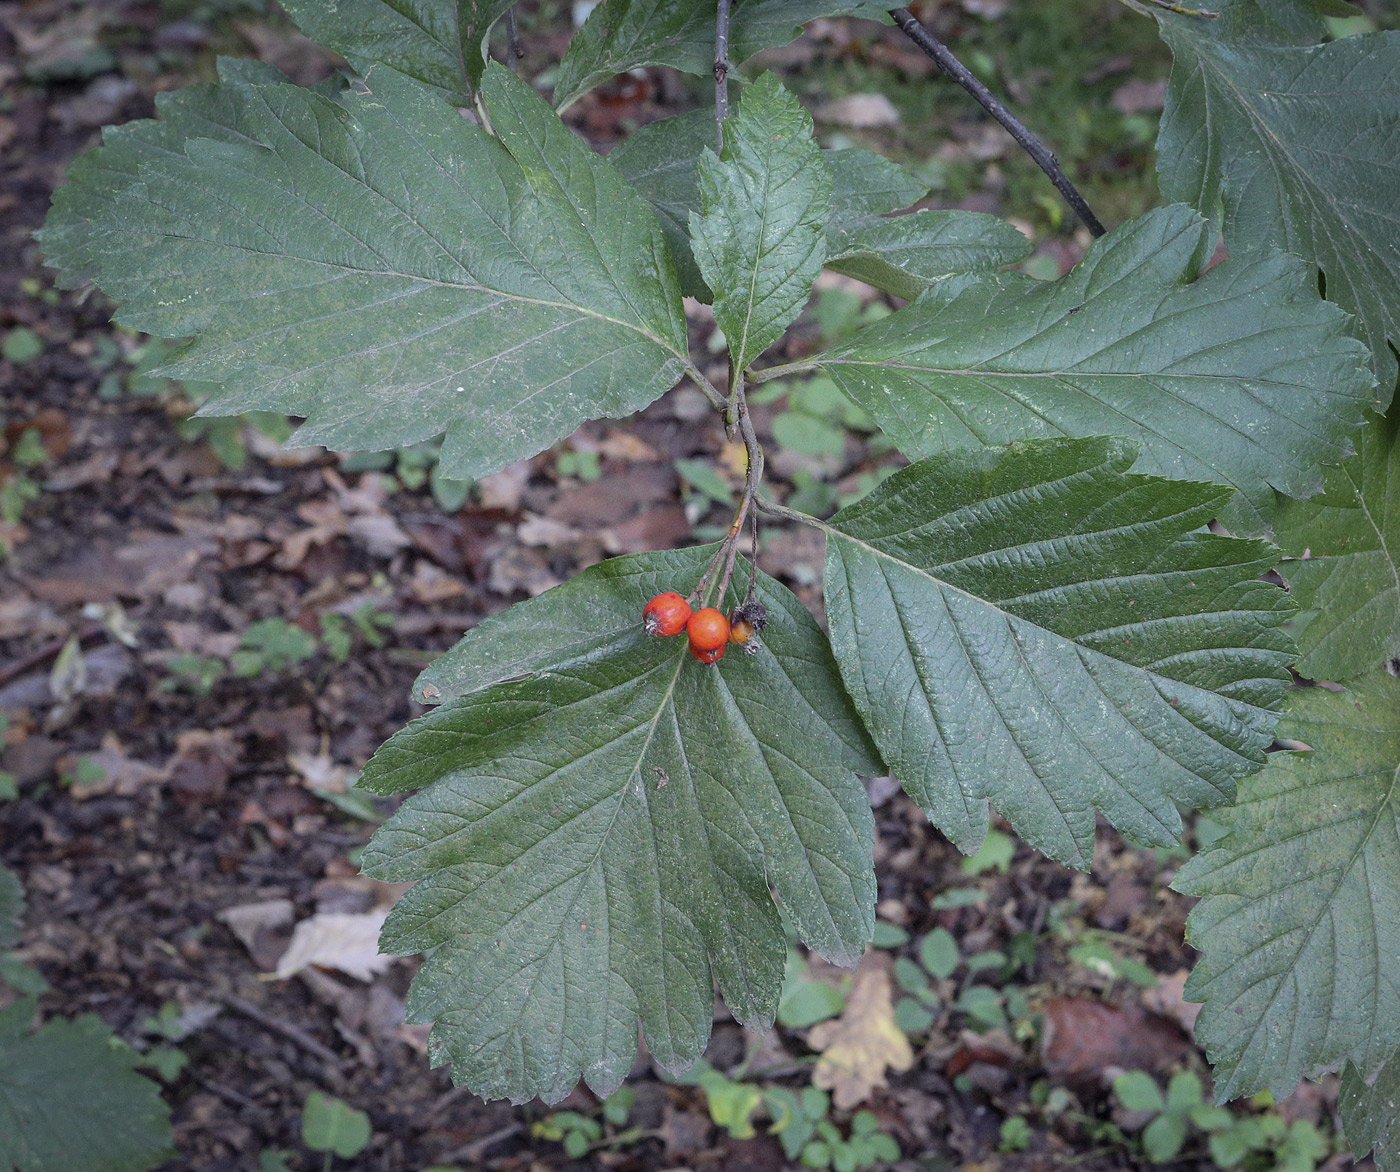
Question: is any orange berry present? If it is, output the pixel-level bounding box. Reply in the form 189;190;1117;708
686;607;730;653
690;643;725;664
728;617;756;645
643;592;692;637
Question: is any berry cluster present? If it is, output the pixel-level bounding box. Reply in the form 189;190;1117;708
643;593;767;664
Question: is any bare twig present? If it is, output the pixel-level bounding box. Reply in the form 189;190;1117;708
748;359;819;385
684;360;729;411
887;7;1107;238
210;990;345;1072
505;6;523;67
715;0;732;151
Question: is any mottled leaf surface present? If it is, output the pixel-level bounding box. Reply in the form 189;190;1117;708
1158;8;1400;398
691;75;830;372
0;1002;174;1172
360;548;877;1103
1275;408;1400;680
813;205;1373;530
1176;672;1400;1102
823;436;1296;869
553;0;888;111
40;64;689;479
610;114;931;300
278;0;514;102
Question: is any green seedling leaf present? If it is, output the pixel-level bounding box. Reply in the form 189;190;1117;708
1175;671;1400;1102
870;921;908;949
2;329;43;365
826;209;1033;302
1114;1070;1167;1113
779;953;848;1028
772;412;847;459
1143;1112;1188;1163
360;547;877;1104
823;435;1295;869
814;205;1373;531
0;1002;174;1172
553;0;889;111
602;1085;635;1126
0;865;21;950
698;1066;763;1139
691;74;830;373
1340;1052;1400;1172
961;827;1014;875
1157;11;1400;397
918;929;958;980
277;0;513;103
41;64;688;482
675;458;736;506
301;1091;371;1159
894;998;934;1034
1275;408;1399;680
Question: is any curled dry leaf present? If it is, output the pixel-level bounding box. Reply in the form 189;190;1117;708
273;910;393;983
807;952;914;1108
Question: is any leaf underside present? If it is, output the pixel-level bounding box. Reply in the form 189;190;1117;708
360;548;878;1104
1274;406;1400;680
813;204;1374;532
1341;1051;1400;1171
823;435;1297;869
39;62;689;481
691;74;832;372
1157;11;1400;399
1175;671;1400;1103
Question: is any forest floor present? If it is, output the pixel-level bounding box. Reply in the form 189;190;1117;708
0;1;1384;1170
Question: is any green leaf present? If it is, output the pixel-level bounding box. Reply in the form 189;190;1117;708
277;0;514;103
691;74;831;373
826;210;1032;302
411;547;881;775
0;864;21;950
1142;1112;1188;1163
359;548;877;1104
2;329;43;365
918;928;958;980
1174;671;1400;1102
553;0;889;112
778;954;847;1028
0;1005;174;1172
697;1065;763;1139
1157;12;1400;399
610;115;932;301
1340;1052;1400;1172
301;1091;372;1159
822;435;1296;869
41;64;689;481
1114;1070;1167;1113
812;205;1374;531
1274;408;1399;680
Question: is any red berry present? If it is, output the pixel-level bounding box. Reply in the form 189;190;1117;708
687;607;730;652
643;592;691;637
690;644;725;664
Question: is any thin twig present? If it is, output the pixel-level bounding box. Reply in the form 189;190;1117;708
747;359;819;385
756;492;832;532
715;0;732;152
210;990;345;1071
887;8;1107;238
505;6;523;67
685;360;729;411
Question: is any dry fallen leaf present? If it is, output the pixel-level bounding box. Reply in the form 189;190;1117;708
816;93;901;128
273;910;393;982
807;952;914;1108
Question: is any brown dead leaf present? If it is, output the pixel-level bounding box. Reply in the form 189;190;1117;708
58;733;168;798
816;93;901;128
1041;995;1190;1083
1141;969;1201;1039
807;952;914;1108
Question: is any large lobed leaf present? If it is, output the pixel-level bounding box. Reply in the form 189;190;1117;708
277;0;514;103
822;435;1296;869
553;0;889;112
0;1001;174;1172
1275;407;1400;681
1157;5;1400;399
361;548;879;1103
40;63;689;481
691;74;831;372
610;109;1021;302
1175;671;1400;1103
810;205;1374;531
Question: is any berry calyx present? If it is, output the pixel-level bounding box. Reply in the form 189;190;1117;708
643;592;692;637
686;607;730;653
690;644;725;664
